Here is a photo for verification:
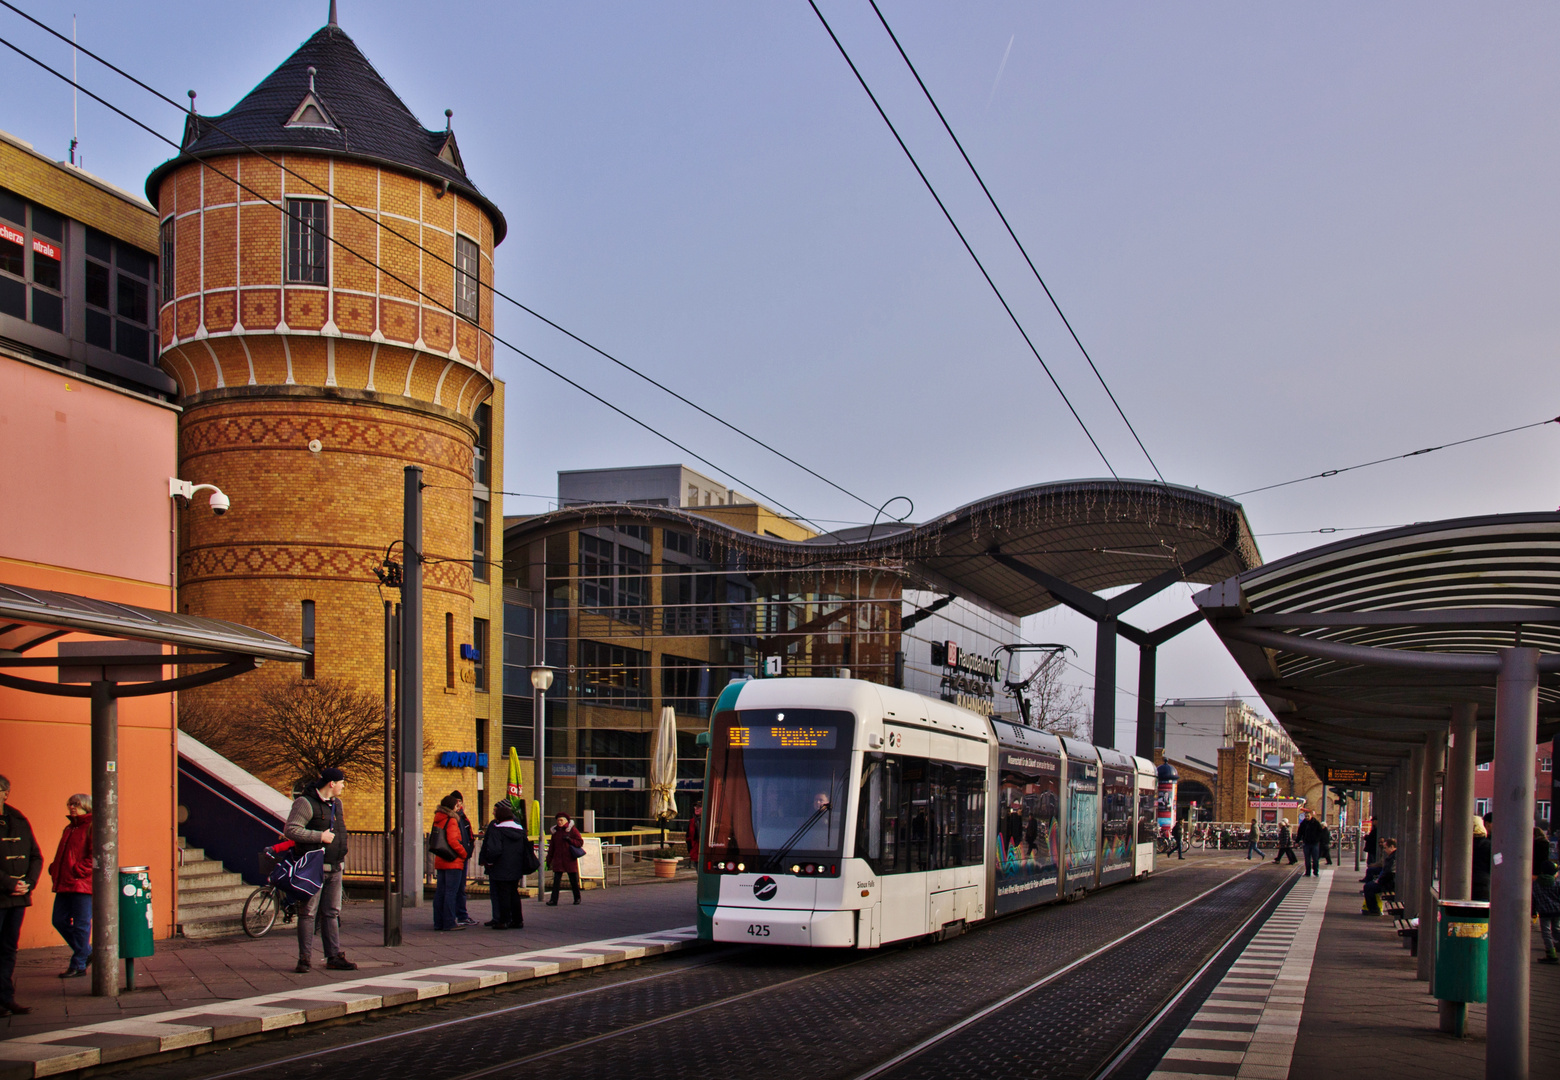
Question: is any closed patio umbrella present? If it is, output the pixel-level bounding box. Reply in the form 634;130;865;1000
650;705;678;849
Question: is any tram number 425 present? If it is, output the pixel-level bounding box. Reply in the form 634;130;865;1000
746;924;771;938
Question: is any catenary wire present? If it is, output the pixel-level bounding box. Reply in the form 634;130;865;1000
865;0;1166;485
805;0;1119;479
0;33;833;533
1230;416;1559;497
0;0;888;518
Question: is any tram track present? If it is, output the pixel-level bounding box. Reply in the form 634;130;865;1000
118;861;1289;1080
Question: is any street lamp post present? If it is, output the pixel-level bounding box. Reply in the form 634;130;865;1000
530;664;554;897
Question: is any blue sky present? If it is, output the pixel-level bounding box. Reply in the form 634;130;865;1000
6;1;1558;735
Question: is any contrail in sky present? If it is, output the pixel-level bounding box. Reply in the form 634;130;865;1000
987;33;1014;107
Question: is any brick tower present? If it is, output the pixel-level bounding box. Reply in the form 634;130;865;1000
147;11;506;826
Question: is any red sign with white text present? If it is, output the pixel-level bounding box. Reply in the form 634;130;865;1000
0;223;22;246
31;238;59;261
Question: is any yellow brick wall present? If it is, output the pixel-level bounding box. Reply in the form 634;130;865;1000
0;134;158;252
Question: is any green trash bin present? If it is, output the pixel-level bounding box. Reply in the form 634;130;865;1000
1432;899;1488;1005
118;866;154;989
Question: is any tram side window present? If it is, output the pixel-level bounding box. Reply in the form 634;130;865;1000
857;754;983;875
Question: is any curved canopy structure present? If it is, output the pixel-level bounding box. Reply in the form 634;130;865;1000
1193;512;1560;773
509;478;1258;619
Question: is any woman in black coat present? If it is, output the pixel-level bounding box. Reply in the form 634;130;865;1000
478;802;532;929
1471;817;1492;902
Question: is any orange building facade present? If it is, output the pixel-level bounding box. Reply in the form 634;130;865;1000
0;137;181;947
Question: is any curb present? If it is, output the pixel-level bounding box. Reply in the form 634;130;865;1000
0;926;700;1079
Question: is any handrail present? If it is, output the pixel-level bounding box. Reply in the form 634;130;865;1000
178;765;287;836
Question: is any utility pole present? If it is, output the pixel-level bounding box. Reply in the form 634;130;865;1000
382;599;401;944
399;467;424;908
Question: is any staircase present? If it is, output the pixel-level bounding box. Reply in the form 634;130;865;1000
177;843;252;939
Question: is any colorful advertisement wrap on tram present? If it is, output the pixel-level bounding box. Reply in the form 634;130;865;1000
1137;783;1158;847
1099;766;1135;883
994;749;1062;914
1065;756;1100;887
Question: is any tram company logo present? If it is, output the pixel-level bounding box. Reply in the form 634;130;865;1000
753;876;778;901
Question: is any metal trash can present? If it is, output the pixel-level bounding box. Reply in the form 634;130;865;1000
118;866;154;989
1432;899;1488;1004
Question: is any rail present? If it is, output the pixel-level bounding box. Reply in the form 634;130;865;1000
338;828;692;885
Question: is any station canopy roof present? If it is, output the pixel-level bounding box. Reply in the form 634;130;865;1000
505;478;1261;618
1192;513;1560;779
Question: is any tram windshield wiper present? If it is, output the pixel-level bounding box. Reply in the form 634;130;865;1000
762;799;833;872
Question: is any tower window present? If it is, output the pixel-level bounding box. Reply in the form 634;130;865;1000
286;198;328;285
473;497;489;582
446;611;456;690
473;617;489;692
455;234;479;321
473;402;492;487
160;219;175;297
301;599;316;679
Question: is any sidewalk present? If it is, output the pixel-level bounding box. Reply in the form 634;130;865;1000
1;875;698;1044
1146;862;1560;1079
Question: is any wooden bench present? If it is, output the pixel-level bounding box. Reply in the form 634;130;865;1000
1381;891;1417;953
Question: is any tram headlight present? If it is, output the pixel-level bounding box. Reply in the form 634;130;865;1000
736;862;745;872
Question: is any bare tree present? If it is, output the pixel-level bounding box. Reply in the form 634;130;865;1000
180;679;384;787
1022;653;1091;740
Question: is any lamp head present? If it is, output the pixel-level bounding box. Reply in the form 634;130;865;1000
529;666;554;692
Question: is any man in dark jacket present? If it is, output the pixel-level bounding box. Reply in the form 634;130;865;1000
449;790;478;928
1364;838;1397;914
1297;811;1322;876
0;774;43;1015
478;802;530;929
1273;821;1298;865
284;768;354;973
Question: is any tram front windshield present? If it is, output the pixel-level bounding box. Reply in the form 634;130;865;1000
706;709;854;864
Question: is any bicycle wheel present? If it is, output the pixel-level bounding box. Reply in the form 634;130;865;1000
243;886;280;938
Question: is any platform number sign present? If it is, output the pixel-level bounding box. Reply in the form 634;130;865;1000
765;655;783;677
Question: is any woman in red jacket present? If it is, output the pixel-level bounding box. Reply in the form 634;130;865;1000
546;813;584;905
48;794;92;977
431;794;468;931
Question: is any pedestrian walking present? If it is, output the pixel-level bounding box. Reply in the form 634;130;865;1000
1363;838;1397;914
1273;820;1297;866
1171;817;1185;860
1534;855;1560;963
1471;817;1492;902
448;791;479;928
478;802;531;929
1245;819;1261;860
431;794;469;931
0;776;41;1016
284;768;355;972
1297;810;1321;876
47;794;92;978
546;812;584;905
687;800;702;866
1319;819;1333;865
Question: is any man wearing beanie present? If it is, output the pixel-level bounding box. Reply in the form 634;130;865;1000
448;790;478;928
284;768;354;972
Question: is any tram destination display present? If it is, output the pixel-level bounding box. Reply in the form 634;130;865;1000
727;725;838;749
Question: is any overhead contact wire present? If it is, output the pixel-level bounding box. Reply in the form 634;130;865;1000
0;32;828;532
805;0;1118;479
866;0;1165;484
0;0;886;518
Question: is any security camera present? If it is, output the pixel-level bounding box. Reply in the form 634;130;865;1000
169;478;232;517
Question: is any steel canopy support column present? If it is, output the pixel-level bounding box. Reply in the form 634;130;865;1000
1402;747;1422;922
1439;701;1477;1034
1489;648;1538;1080
89;681;118;997
1094;615;1117;748
1136;645;1157;761
1417;727;1445;982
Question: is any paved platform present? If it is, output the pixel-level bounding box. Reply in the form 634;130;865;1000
1148;862;1560;1079
0;876;697;1044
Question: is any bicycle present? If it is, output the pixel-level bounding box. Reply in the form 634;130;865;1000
242;882;299;938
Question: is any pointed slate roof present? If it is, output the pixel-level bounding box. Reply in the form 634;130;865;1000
145;22;506;243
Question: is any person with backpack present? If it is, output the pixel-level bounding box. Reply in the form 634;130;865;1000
1273;820;1298;865
283;768;354;972
430;794;468;930
479;802;533;929
546;812;585;905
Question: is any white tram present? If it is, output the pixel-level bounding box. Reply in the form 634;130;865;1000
695;678;1157;948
